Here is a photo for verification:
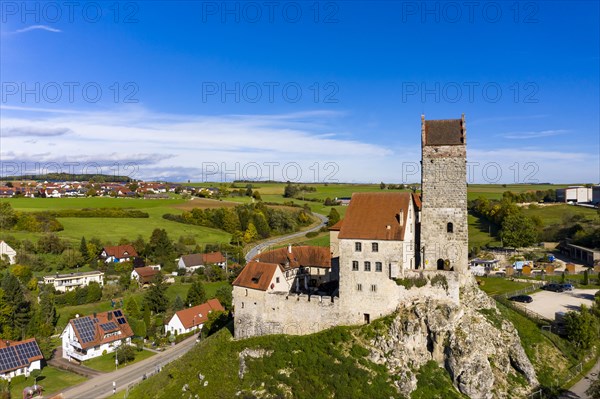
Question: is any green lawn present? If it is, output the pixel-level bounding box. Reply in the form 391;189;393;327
477;277;536;296
468;213;501;249
467;184;572;201
83;348;156;372
8;366;86;398
521;204;599;226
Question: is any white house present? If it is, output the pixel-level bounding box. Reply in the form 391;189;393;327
43;271;104;293
0;338;44;380
100;245;138;263
178;252;227;272
131;265;161;286
61;309;134;362
164;299;225;335
0;240;17;264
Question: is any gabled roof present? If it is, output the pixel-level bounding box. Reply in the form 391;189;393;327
232;261;280;291
412;193;422;211
172;299;225;329
0;338;43;374
133;267;160;283
338;192;411;241
251;246;330;269
180;252;226;267
102;245;138;259
67;309;133;350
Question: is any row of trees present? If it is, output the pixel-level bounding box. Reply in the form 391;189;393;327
0;202;63;232
164;203;313;244
469;197;541;248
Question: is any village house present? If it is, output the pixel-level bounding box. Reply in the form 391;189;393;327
178;251;227;272
0;240;17;264
164;299;225;336
131;265;162;286
43;271;104;293
0;338;44;380
61;309;133;362
100;245;138;263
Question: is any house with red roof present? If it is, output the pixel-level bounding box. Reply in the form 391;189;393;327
0;338;44;380
131;265;162;286
177;251;226;272
164;299;225;335
100;245;138;263
61;309;133;362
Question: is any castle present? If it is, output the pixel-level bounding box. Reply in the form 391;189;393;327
232;115;468;339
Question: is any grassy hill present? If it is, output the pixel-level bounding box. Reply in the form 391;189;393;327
124;323;466;399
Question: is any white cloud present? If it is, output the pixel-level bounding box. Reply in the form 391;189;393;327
501;129;569;140
15;25;61;34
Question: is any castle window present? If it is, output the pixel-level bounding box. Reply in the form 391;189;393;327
364;261;371;271
357;283;362;291
370;284;377;292
245;289;248;296
375;262;382;272
241;302;244;308
447;222;453;233
352;261;359;271
355;242;362;252
372;242;378;252
276;277;280;283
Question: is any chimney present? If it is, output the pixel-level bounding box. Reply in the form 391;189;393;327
288;244;292;254
93;312;97;319
5;341;9;347
108;311;113;320
399;210;404;227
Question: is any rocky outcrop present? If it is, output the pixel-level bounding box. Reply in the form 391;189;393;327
366;280;538;398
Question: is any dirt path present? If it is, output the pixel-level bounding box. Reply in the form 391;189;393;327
47;347;104;378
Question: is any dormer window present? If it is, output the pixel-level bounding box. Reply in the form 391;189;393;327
447;222;453;233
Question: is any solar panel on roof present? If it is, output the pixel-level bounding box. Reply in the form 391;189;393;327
114;310;123;317
0;346;28;373
73;317;97;344
100;322;118;331
117;317;126;324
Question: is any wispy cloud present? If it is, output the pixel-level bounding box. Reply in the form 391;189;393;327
2;127;72;137
15;25;62;34
501;129;569;140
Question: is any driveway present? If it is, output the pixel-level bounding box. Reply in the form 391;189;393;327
521;288;598;320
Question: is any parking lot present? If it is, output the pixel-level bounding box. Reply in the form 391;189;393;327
521;288;598;320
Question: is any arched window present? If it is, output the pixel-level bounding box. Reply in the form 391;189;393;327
447;222;453;233
437;259;445;270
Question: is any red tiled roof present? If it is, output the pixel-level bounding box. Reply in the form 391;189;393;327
69;309;134;350
338;192;411;241
412;193;422;210
0;338;43;373
180;252;225;267
328;220;343;231
250;246;330;269
232;261;280;291
102;245;138;259
173;299;225;329
133;267;160;283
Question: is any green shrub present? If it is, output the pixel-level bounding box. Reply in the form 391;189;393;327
396;276;428;289
431;274;448;290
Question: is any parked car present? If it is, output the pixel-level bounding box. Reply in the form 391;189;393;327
541;283;565;292
509;295;533;303
560;283;574;291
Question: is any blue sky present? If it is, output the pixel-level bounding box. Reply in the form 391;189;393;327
1;1;598;183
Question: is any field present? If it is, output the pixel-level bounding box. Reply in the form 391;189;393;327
8;366;86;398
521;204;598;226
466;184;572;201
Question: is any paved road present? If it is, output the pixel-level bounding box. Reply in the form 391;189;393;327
244;213;328;262
560;358;600;399
50;335;198;399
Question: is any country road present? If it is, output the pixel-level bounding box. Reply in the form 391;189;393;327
49;335;198;399
244;213;328;262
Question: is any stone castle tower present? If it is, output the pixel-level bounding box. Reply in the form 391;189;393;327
420;114;468;273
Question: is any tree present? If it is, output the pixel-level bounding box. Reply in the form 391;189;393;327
587;376;600;399
563;306;599;351
115;345;136;364
146;229;175;269
327;208;341;227
215;286;232;309
80;237;89;261
380;182;386;190
252;190;262;200
126;297;141;319
143;275;169;313
186;279;207;306
172;294;184;311
283;182;298;198
500;213;538;248
583;269;589;285
243;223;259;243
0;202;17;230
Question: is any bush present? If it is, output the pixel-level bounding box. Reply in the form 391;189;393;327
430;274;448;290
305;231;319;238
115;345;136;364
395;276;428;289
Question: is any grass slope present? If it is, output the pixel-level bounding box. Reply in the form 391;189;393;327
8;366;86;398
125;326;454;399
